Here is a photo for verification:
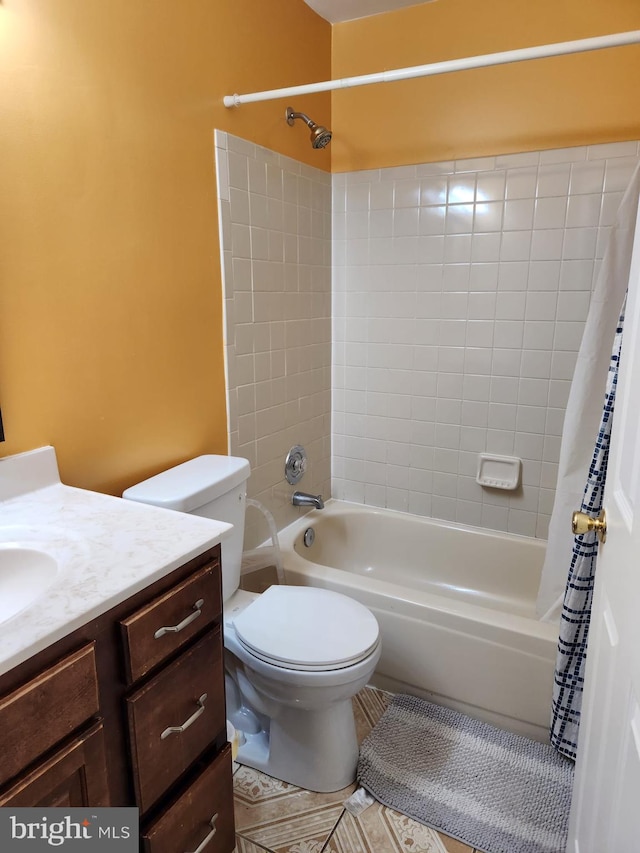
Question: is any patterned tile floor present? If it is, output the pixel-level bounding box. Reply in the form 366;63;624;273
232;687;479;853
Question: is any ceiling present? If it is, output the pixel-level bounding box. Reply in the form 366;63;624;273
303;0;434;24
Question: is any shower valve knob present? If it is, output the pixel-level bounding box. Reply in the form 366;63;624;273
285;445;307;485
572;509;607;543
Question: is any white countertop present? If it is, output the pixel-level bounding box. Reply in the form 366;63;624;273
0;447;232;677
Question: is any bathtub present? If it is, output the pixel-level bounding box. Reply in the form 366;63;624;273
278;500;558;742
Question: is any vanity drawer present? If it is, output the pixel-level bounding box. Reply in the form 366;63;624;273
120;561;221;683
127;628;225;813
0;643;99;788
141;744;234;853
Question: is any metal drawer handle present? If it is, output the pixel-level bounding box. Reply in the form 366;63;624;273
154;599;205;639
186;814;218;853
160;694;207;740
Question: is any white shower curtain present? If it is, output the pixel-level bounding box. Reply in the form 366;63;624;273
537;164;640;622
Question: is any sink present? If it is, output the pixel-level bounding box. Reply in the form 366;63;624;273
0;545;59;625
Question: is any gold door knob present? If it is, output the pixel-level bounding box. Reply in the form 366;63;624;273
572;509;607;544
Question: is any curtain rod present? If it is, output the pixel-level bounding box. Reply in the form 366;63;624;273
223;30;640;108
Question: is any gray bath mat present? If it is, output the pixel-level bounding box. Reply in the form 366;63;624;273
357;694;574;853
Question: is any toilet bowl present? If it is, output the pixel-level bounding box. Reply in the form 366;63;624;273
224;585;381;791
123;455;381;792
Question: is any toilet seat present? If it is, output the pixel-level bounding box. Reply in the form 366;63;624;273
232;586;380;672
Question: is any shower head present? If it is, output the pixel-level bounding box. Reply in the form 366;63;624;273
286;106;332;149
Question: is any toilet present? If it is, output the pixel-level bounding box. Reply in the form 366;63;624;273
123;454;381;793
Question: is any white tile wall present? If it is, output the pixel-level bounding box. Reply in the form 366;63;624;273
215;131;332;547
333;142;640;538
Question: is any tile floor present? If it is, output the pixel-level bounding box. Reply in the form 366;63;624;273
232;687;479;853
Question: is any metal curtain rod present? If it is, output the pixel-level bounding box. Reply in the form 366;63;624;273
223;30;640;108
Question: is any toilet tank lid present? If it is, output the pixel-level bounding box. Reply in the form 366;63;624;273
122;455;251;512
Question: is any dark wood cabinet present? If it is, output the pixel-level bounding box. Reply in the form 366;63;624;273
0;545;234;851
0;643;99;788
0;722;110;808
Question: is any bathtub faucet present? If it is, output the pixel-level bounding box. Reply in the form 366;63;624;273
292;491;325;510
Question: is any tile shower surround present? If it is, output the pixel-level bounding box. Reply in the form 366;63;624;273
216;132;640;542
333;142;640;538
215;131;332;547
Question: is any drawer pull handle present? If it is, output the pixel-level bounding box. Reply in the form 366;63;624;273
160;693;207;740
154;599;205;639
186;814;218;853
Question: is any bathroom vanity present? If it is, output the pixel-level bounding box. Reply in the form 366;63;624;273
0;447;236;852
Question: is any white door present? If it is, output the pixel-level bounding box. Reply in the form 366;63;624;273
567;200;640;851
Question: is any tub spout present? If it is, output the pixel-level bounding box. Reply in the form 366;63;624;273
292;491;325;510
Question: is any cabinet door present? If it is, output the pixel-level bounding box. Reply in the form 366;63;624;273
0;643;99;788
0;722;110;808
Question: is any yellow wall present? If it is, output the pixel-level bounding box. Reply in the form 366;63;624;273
0;0;330;495
331;0;640;171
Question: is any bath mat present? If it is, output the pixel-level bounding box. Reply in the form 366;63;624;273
357;694;574;853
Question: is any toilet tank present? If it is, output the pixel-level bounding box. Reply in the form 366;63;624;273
123;455;250;602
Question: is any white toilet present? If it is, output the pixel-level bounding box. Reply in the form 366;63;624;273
123;454;381;792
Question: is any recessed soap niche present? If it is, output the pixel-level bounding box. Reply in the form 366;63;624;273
476;454;522;491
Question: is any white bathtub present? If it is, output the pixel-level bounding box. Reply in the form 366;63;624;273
278;500;558;742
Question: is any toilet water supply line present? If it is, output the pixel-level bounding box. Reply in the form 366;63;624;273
244;498;286;585
223;30;640;107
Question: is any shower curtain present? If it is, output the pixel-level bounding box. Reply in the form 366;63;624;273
536;164;640;623
549;299;624;759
